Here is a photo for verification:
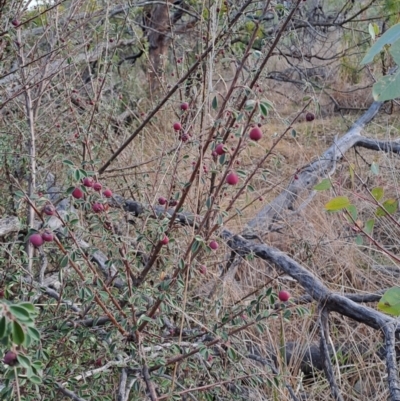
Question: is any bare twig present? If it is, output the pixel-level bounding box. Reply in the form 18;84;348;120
117;368;128;401
142;365;158;401
55;383;86;401
318;307;344;401
382;322;400;401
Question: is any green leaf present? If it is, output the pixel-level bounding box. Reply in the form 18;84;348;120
346;204;357;221
378;287;400;316
368;23;376;41
259;102;268;116
244;100;256;111
371;187;384;201
291;129;296;138
325;196;351;211
17;354;31;369
62;159;74;166
0;316;7;339
9;305;31;321
372;68;400;101
313;178;331;191
355;235;363;245
364;219;375;235
218;153;226;165
14;190;25;199
212;96;218;110
376;198;398;216
12;321;25;345
28;374;42;384
191;240;201;253
390;37;400;65
370;162;379;175
361;23;400;64
59;255;69;268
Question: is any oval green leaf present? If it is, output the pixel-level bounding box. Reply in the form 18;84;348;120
376;199;398;217
378;287;400;316
314;178;331;191
0;316;7;339
9;305;31;321
12;321;25;345
361;23;400;64
325;196;351;211
371;187;384;201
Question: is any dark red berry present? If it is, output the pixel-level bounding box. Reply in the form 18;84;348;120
278;290;290;302
93;182;102;191
209;240;218;250
43;205;55;216
29;234;44;247
4;351;17;366
92;203;104;213
41;231;54;242
249;127;262;141
226;172;239;185
305;112;315;122
72;187;84;199
215;143;226;155
173;122;182;131
83;177;93;187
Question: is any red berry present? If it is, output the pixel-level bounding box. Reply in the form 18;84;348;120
173;122;182;131
181;134;189;142
215;143;226;155
43;205;55;216
41;231;54;242
180;102;189;111
29;233;44;247
103;189;112;198
4;351;17;366
305;112;315;122
93;182;102;191
209;240;218;250
83;177;94;187
169;200;178;207
226;172;239;185
92;203;104;213
72;187;84;199
199;265;207;274
278;290;290;302
11;19;20;27
249;127;262;141
158;197;167;205
161;236;169;245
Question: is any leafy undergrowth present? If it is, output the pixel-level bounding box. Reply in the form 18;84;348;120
3;103;400;400
2;1;400;399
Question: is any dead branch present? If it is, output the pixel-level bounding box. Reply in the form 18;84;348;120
319;307;344;401
244;100;385;236
117;368;128;401
0;216;20;237
55;383;86;401
382;322;400;401
142;365;158;401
